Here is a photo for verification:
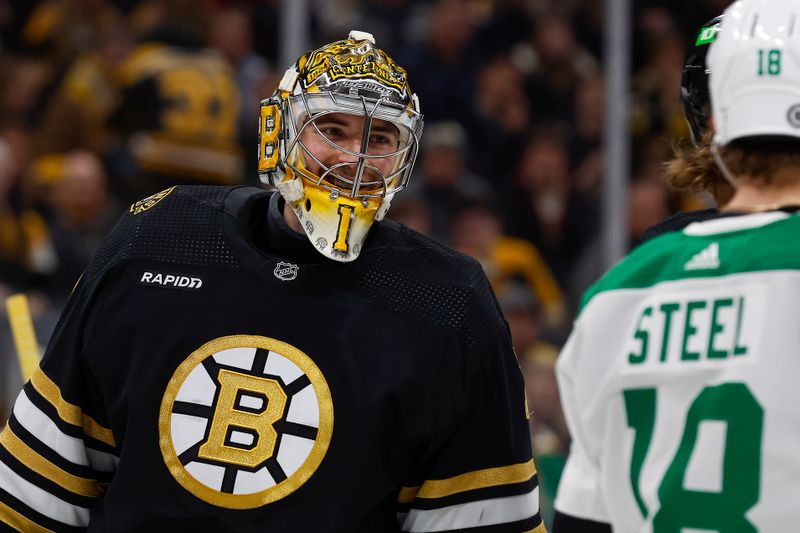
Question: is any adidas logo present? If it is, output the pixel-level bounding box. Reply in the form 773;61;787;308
684;242;720;271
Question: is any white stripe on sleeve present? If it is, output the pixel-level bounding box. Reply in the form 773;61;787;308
13;389;118;473
400;487;539;532
0;458;90;527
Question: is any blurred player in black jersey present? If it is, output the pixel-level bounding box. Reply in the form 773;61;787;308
0;31;545;532
108;19;244;200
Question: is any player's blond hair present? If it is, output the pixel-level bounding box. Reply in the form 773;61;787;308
664;131;733;205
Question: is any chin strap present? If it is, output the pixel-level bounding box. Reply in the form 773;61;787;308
277;178;304;202
710;141;740;189
374;198;392;221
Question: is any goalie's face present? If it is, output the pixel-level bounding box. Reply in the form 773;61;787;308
258;32;424;262
298;112;402;195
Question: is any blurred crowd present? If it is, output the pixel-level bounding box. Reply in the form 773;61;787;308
0;0;730;524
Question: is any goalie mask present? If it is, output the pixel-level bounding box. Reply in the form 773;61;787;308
258;30;424;262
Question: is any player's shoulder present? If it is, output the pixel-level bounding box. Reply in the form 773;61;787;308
637;208;719;245
371;219;487;289
84;185;246;284
581;210;800;313
362;221;505;344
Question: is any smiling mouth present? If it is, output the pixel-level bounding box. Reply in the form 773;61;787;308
321;170;384;194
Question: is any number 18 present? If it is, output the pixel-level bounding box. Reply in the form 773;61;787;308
758;49;782;76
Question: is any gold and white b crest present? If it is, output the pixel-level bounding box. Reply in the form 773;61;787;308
159;335;333;509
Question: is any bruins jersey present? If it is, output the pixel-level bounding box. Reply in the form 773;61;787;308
112;44;244;192
0;186;544;532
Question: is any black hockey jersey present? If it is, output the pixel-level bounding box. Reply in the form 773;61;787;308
110;44;244;195
0;186;544;532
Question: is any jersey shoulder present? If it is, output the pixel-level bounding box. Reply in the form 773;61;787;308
637;208;719;245
84;185;241;284
582;212;800;312
358;221;506;350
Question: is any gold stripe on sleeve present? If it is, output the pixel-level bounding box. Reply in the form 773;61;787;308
397;485;420;503
523;522;548;533
415;459;536;500
0;501;55;533
29;369;116;447
0;427;102;498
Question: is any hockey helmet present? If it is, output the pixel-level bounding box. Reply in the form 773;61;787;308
709;0;800;146
680;16;722;145
258;30;424;262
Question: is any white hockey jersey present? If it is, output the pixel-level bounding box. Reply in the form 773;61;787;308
555;211;800;532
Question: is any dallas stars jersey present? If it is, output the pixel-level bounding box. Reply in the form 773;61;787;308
0;186;544;532
555;210;800;531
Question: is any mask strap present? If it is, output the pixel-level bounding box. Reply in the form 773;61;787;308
710;141;739;189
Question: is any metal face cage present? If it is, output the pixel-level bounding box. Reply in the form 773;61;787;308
282;91;423;201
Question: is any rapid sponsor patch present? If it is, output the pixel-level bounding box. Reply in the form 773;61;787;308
139;271;203;290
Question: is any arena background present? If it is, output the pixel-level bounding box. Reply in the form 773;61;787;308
0;0;730;526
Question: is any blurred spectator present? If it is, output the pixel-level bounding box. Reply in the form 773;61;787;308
340;0;422;52
467;56;531;183
0;134;27;293
0;0;29;53
497;283;544;356
208;4;271;183
520;341;569;455
571;0;604;60
505;129;599;290
397;0;477;124
388;194;432;237
451;200;567;330
407;121;492;243
570;74;605;196
106;7;244;201
525;14;598;124
0;126;51;294
473;0;535;60
499;260;570;522
628;177;682;245
15;0;123;67
0;55;51;127
39;150;118;303
36;15;133;154
631;30;689;144
519;340;569;529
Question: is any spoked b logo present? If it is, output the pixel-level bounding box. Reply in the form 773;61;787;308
159;335;333;508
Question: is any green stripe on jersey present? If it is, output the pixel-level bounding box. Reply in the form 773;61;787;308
580;213;800;312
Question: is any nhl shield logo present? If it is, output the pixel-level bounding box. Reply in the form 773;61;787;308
159;335;333;509
273;261;298;281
